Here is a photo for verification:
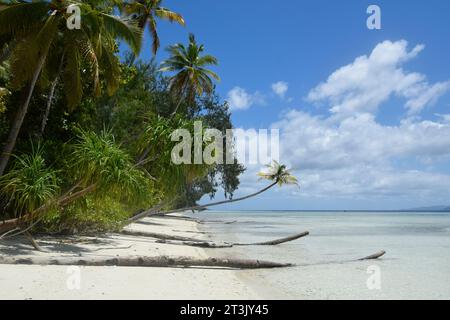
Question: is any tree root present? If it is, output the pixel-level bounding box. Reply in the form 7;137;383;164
24;232;48;252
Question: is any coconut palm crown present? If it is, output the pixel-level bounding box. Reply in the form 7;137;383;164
257;161;299;187
122;0;185;55
159;33;220;114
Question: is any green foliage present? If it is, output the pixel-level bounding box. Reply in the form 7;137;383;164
0;0;245;234
41;196;130;234
72;129;150;203
0;86;8;113
0;61;9;113
0;144;59;216
0;0;143;110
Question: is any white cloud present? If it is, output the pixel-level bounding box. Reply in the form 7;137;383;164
436;113;450;123
227;87;265;111
307;40;450;116
268;110;450;201
231;40;450;206
271;81;289;98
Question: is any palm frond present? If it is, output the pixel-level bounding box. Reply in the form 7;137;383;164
0;2;49;38
154;7;185;25
101;13;143;54
257;161;300;187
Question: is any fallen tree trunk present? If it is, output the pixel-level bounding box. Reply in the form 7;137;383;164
358;250;386;260
137;231;310;248
151;214;201;223
236;231;310;246
156;240;233;248
125;202;167;226
0;255;292;269
0;184;96;236
120;229;205;242
0;218;21;235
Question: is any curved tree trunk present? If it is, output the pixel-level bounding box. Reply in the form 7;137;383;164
124;202;167;226
0;52;47;176
0;184;96;236
157;181;278;216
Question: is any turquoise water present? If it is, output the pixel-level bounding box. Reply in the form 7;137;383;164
192;211;450;299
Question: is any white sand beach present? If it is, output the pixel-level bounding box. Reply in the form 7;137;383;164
0;215;261;300
2;211;450;300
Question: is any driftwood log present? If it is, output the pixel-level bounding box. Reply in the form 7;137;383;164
0;255;292;269
156;240;233;248
149;232;310;249
121;230;309;247
150;214;201;223
120;230;205;242
358;250;386;260
236;232;309;246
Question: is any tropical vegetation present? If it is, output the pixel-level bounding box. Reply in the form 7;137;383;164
0;0;296;239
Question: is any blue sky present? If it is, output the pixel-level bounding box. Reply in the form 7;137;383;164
133;0;450;210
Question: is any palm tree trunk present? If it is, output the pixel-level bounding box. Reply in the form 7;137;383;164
0;53;47;176
171;96;184;116
170;82;188;116
39;53;65;138
157;181;278;216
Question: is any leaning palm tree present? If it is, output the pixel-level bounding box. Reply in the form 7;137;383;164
0;0;143;176
122;0;185;55
155;161;299;215
159;33;220;115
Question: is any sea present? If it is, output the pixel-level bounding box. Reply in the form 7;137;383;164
191;211;450;299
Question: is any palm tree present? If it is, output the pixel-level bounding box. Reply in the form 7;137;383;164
122;0;185;55
157;161;299;215
0;0;143;176
160;33;220;115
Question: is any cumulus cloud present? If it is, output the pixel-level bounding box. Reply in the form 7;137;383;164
266;110;450;201
271;81;289;98
227;87;265;111
307;40;450;116
231;40;450;206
